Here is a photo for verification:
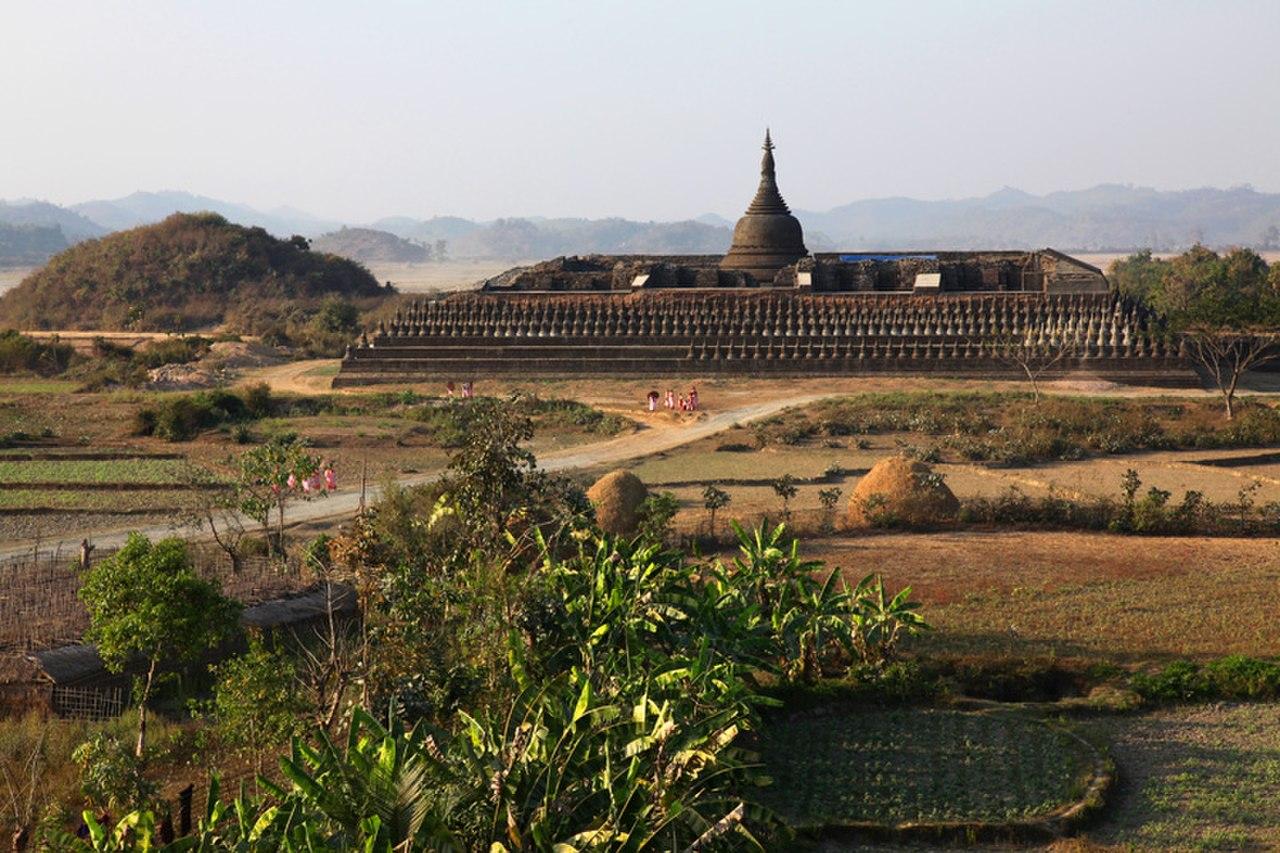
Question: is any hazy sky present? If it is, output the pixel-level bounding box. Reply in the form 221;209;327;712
4;0;1279;223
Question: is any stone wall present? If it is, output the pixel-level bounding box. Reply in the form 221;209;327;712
476;250;1106;294
335;291;1191;386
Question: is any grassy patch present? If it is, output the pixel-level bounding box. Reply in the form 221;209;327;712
0;489;194;511
751;392;1280;463
1087;704;1280;849
0;458;189;484
0;378;80;395
758;707;1093;827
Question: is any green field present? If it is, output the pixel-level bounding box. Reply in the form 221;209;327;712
758;707;1095;828
0;457;190;484
0;488;195;511
1086;703;1280;849
0;378;80;395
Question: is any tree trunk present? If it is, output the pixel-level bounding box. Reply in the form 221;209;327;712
1224;368;1241;420
276;498;287;557
1021;362;1040;403
136;656;158;759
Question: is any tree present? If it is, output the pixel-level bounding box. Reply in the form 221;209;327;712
79;534;241;759
177;463;248;572
701;484;730;537
636;491;680;543
233;435;326;555
433;239;448;262
994;331;1081;403
312;297;359;333
205;639;308;775
771;474;798;520
818;486;843;533
1157;247;1280;418
1108;250;1169;302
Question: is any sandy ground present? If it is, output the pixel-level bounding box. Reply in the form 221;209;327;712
242;359;1280;403
364;259;529;293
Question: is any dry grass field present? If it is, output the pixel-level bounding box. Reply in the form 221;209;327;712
610;427;1280;537
799;530;1280;666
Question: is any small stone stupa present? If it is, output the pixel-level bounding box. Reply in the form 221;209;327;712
719;129;809;283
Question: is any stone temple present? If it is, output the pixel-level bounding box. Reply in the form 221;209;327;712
335;132;1188;386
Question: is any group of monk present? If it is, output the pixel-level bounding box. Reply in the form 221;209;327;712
646;386;698;413
444;381;475;398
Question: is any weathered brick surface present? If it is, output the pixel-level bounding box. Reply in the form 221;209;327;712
336;291;1192;385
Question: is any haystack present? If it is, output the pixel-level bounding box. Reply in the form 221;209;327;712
845;455;958;528
587;470;649;535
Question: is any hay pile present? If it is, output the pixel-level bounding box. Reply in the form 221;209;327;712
845;455;958;528
587;470;649;535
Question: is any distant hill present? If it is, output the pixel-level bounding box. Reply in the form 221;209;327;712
312;227;430;264
796;184;1280;251
372;215;481;245
0;223;68;266
375;217;733;258
0;212;386;331
72;191;342;238
8;182;1280;265
0;199;107;243
0;200;107;264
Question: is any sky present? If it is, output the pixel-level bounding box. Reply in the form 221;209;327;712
3;0;1280;223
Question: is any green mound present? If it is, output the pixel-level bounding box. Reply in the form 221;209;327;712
0;212;389;331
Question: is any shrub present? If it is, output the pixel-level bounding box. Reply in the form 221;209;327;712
71;732;155;813
133;387;259;441
636;490;680;543
0;329;76;376
134;335;211;368
1132;656;1280;703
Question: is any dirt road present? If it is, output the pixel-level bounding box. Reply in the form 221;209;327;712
0;393;828;560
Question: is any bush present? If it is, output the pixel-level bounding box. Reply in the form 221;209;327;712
1132;656;1280;703
72;732;155;813
133;388;256;441
0;329;76;376
636;491;680;542
134;336;211;369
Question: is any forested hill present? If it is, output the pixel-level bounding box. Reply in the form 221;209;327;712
0;223;68;266
311;227;431;264
0;213;387;331
374;216;735;257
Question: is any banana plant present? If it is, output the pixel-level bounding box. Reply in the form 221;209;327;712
264;709;468;852
847;573;930;666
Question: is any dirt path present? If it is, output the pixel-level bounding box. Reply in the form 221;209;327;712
238;359;341;395
0;393;828;560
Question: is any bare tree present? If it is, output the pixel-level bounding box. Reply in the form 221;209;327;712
292;574;361;731
1181;327;1280;419
993;332;1081;403
178;463;248;573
